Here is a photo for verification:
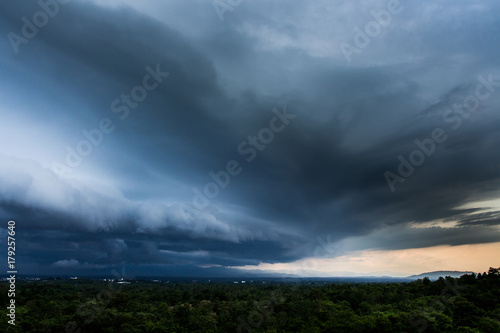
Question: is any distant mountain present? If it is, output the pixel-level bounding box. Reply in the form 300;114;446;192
407;270;474;280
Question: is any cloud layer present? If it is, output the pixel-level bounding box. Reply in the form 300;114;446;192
1;0;500;276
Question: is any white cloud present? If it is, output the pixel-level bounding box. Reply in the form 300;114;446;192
52;259;79;267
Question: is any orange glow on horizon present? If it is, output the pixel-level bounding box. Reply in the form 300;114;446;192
231;242;500;277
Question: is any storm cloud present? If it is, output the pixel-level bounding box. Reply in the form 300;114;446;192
1;0;500;277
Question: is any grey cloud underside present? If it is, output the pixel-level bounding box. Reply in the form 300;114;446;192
1;0;500;275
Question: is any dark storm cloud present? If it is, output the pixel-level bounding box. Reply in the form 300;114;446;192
1;0;500;276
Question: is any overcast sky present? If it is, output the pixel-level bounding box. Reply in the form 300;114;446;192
1;0;500;278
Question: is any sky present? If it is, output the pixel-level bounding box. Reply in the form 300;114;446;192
0;0;500;278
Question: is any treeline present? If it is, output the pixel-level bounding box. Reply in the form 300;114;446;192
1;267;499;332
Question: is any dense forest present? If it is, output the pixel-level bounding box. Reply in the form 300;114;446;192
1;268;499;333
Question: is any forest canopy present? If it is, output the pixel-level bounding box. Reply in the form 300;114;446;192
1;268;499;332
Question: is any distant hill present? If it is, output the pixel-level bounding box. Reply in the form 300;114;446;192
407;270;474;280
